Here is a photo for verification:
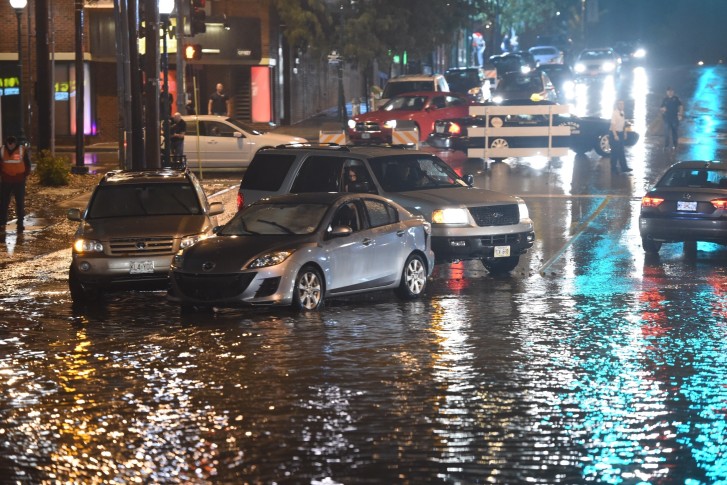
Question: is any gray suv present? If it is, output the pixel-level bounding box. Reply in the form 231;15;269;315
237;146;534;273
67;168;224;304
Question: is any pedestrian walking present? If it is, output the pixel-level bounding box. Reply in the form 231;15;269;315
0;135;32;232
609;99;632;173
208;83;232;116
170;112;187;161
660;87;683;149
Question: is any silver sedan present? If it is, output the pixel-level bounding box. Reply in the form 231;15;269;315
168;192;435;311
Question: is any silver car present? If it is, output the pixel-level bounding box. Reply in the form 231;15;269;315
168;192;434;311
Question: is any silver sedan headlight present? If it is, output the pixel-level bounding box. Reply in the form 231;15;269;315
574;63;586;74
431;208;469;224
247;250;295;269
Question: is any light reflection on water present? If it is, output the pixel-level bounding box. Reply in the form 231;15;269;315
0;266;726;482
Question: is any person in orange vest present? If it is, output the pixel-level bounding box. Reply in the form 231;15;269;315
0;135;32;232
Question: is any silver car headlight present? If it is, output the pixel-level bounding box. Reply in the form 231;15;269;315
247;250;295;269
384;119;397;129
73;239;103;253
180;234;207;249
602;61;615;72
432;208;469;224
172;251;184;269
574;63;586;74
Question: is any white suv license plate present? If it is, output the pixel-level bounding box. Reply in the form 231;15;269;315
494;246;511;258
130;261;155;274
677;201;697;211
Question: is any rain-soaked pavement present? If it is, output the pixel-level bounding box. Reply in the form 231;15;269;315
1;65;726;483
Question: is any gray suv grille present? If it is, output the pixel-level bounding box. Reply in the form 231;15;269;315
109;237;175;255
469;204;520;226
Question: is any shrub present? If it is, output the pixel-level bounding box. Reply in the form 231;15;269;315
35;149;71;186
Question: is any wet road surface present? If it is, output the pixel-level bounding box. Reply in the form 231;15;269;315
0;65;726;483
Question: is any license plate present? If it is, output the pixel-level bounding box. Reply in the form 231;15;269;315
677;201;697;211
130;260;154;274
494;246;511;258
362;133;370;139
436;125;445;134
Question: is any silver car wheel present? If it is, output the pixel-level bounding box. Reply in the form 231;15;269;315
294;267;323;311
396;254;427;299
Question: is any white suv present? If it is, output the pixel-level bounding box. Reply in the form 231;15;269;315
237;146;534;274
377;74;449;109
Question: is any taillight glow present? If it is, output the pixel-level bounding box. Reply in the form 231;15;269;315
641;196;664;208
711;198;727;210
237;192;244;211
448;122;462;135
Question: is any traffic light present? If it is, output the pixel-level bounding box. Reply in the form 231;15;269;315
189;0;206;36
184;44;203;60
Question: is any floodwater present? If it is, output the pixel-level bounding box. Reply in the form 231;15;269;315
1;64;727;483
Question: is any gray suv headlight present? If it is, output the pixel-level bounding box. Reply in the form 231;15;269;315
73;239;103;253
432;208;469;224
518;201;530;220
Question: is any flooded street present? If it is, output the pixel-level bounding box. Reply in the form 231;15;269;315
1;65;727;483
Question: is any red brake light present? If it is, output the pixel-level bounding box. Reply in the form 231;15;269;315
447;122;462;135
641;196;664;208
236;192;244;211
711;198;727;210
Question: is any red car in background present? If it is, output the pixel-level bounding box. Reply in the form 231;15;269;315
348;91;472;144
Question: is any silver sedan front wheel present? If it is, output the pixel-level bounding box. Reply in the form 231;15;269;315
292;265;324;311
395;254;427;299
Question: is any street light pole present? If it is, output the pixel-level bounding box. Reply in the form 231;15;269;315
9;0;27;142
159;0;174;167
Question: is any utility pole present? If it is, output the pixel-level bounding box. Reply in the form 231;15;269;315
128;0;145;169
143;0;161;169
72;0;88;174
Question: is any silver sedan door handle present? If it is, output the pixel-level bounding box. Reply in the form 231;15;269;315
361;238;373;246
396;230;405;237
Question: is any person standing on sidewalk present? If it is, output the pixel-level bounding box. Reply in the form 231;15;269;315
660;87;683;149
609;99;632;173
170;112;187;161
208;83;232;116
0;135;32;232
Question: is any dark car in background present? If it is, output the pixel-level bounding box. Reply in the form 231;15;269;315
490;70;558;104
444;67;491;102
639;161;727;255
535;63;575;102
427;99;639;157
488;51;537;77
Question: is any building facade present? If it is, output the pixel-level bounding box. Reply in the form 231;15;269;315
0;0;359;146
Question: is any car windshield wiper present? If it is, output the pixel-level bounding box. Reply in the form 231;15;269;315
258;219;295;235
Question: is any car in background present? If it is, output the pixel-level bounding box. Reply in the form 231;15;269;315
444;67;491;102
427;99;640;157
536;63;575;101
181;115;306;170
67;168;225;304
490;70;557;103
528;45;564;65
489;51;537;77
573;48;622;78
347;91;472;144
639;160;727;255
376;74;450;109
237;145;535;274
168;192;434;311
614;41;647;66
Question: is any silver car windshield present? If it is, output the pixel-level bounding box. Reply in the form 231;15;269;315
226;117;262;135
87;184;203;219
222;203;328;235
368;155;467;192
